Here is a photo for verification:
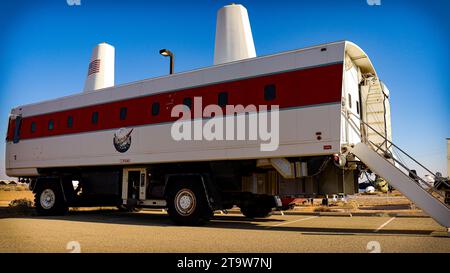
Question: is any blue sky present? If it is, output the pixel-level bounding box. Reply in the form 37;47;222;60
0;0;449;179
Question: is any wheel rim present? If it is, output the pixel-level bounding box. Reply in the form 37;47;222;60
174;188;196;216
40;189;56;210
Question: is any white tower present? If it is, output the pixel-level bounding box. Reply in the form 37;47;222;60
213;3;256;65
83;42;115;92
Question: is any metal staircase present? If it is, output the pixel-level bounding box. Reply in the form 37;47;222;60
343;110;450;229
361;78;392;149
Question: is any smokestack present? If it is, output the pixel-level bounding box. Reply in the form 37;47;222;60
83;42;115;92
213;3;256;65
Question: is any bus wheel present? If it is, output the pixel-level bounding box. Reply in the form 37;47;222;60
240;205;272;218
167;181;211;226
35;182;68;216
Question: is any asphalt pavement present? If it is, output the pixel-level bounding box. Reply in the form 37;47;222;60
0;209;448;253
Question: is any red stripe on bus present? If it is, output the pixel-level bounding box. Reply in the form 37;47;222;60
7;63;343;141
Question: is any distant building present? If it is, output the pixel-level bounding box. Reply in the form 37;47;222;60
447;138;450;178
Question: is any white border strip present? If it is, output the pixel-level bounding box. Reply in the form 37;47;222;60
266;216;318;228
374;217;396;233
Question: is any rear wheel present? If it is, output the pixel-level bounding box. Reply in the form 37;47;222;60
34;182;68;216
240;205;272;218
240;194;274;218
167;180;211;226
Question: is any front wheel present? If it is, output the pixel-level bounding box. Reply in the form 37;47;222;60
34;183;68;216
167;180;211;226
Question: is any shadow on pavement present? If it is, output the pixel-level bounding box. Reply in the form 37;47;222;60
0;207;437;237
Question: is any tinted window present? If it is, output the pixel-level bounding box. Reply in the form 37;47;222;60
183;97;192;109
356;100;360;115
67;116;73;128
264;84;276;101
348;94;352;109
13;116;22;144
48;120;54;130
151;102;160;116
218;92;228;107
92;112;99;124
120;107;127;120
31;122;36;133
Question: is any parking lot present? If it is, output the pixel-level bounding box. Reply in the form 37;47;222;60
0;209;449;253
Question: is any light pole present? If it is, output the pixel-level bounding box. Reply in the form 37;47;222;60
159;49;174;74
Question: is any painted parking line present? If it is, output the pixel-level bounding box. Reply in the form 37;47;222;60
374;217;396;232
266;216;319;228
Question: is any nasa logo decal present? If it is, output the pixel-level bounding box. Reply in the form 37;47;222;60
113;128;133;153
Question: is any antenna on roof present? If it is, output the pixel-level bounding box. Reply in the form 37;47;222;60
213;3;256;65
83;42;115;92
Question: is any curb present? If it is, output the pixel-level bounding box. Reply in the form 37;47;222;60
0;206;429;219
430;230;450;238
214;209;429;218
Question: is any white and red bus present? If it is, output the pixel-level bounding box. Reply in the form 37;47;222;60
5;41;392;225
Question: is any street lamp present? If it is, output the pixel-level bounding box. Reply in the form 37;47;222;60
159;49;174;75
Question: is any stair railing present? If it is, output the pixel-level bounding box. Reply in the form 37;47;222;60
342;109;449;206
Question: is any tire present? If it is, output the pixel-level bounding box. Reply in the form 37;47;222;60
167;180;211;226
34;182;68;216
240;206;272;218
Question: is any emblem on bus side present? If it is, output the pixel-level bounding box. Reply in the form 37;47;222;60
113;128;133;153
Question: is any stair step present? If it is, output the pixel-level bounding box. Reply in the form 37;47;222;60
351;143;450;228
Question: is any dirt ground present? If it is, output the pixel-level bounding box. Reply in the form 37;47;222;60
282;190;418;214
0;185;34;206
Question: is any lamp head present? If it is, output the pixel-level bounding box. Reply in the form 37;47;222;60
159;49;173;57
